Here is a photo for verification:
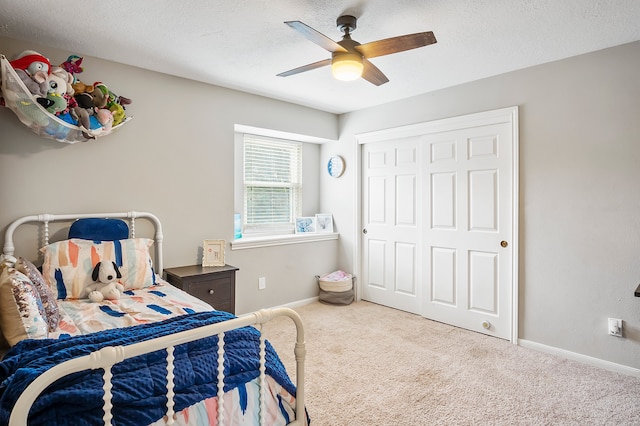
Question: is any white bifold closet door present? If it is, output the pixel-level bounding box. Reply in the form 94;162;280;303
361;109;516;340
362;136;423;315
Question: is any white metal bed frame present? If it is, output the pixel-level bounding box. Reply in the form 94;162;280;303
1;211;307;426
2;211;165;273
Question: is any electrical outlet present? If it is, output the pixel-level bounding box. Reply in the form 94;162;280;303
258;277;266;290
608;318;622;337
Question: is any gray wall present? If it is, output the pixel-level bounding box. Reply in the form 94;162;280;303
0;36;339;315
324;41;640;370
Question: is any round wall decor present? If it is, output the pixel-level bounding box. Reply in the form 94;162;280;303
327;155;345;178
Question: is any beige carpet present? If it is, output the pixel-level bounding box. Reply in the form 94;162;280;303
262;301;640;426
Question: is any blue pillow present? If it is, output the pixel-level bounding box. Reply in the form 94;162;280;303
68;218;129;241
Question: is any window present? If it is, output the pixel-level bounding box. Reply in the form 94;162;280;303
243;134;302;235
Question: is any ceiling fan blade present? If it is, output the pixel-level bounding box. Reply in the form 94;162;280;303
277;58;332;77
356;31;437;59
361;58;389;86
285;21;348;53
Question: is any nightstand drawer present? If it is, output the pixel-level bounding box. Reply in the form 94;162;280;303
188;278;231;305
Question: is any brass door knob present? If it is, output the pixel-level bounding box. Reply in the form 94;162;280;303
500;241;508;248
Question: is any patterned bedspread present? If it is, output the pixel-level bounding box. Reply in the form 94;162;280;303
50;281;214;337
0;281;304;425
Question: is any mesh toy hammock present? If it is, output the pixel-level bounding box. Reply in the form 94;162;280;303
0;54;132;144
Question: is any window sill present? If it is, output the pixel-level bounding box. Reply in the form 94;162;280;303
230;232;339;250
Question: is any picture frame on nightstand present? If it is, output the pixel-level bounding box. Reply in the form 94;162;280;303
202;239;225;267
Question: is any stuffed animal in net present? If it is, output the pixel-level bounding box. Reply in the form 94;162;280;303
95;108;114;131
86;261;124;302
61;55;95;96
60;54;84;76
93;82;132;126
34;67;74;116
71;80;94;95
9;50;51;97
70;90;105;138
47;66;75;97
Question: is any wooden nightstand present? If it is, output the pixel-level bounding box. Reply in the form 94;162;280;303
163;264;238;314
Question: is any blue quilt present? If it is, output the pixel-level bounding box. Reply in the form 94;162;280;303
0;311;296;425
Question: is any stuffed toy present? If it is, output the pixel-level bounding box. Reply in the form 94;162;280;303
39;92;67;115
35;67;76;119
74;91;94;111
71;80;94;95
86;261;124;302
9;50;51;97
72;92;98;126
94;82;132;126
60;55;84;77
95;108;114;132
69;106;91;129
60;55;94;96
91;82;110;109
69;90;102;137
47;67;75;97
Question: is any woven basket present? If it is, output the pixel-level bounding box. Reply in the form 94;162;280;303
316;271;354;305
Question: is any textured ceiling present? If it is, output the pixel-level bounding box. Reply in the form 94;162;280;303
1;0;639;114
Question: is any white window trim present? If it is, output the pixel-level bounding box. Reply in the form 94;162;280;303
231;232;339;250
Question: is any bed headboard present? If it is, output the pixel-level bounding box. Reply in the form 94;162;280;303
1;211;164;274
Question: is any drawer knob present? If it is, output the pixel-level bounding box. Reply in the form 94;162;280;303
208;289;215;295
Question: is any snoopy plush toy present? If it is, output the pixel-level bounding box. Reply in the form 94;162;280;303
86;261;125;302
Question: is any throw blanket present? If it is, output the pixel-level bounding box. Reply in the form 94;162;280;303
0;311;296;425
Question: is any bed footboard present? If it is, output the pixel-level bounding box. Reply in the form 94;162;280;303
8;307;307;426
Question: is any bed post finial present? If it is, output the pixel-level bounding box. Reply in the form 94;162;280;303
0;254;16;267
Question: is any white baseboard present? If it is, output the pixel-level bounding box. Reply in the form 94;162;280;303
277;296;319;310
518;339;640;378
237;297;319;316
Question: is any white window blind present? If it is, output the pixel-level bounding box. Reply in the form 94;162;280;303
243;134;302;233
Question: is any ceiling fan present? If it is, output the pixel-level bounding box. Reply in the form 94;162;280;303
277;15;437;85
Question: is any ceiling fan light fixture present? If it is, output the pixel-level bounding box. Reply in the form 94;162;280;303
280;16;436;86
331;52;363;81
